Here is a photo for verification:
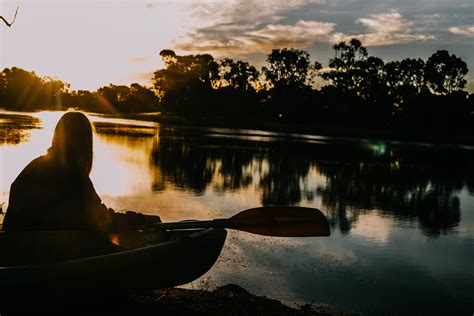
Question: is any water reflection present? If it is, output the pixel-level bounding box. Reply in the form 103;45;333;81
1;111;473;313
151;128;256;194
150;127;473;237
1;112;472;237
0;112;41;144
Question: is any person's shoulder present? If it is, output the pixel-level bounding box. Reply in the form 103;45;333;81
13;154;54;184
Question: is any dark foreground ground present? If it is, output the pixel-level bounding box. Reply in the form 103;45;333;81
129;284;334;316
0;284;336;315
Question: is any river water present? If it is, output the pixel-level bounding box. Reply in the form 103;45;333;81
1;111;473;314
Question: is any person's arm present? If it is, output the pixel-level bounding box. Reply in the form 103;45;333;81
84;178;161;232
112;211;161;231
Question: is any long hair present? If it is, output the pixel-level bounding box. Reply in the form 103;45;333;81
50;112;94;174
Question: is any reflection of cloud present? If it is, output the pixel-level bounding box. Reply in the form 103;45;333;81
351;213;391;245
449;25;474;36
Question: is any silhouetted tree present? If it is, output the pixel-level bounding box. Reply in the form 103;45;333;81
321;38;368;93
0;67;69;111
357;56;386;100
153;50;219;115
260;48;322;122
425;50;468;95
263;48;321;89
98;84;130;106
63;90;102;113
97;83;158;113
1;41;472;136
154;50;219;90
217;58;260;91
385;58;426;107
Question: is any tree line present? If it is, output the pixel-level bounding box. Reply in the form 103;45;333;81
1;38;472;132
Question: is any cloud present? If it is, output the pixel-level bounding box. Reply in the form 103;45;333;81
190;0;322;26
449;26;474;36
174;0;328;56
352;10;436;46
176;20;336;54
357;11;410;33
129;56;152;63
175;5;436;58
249;20;336;48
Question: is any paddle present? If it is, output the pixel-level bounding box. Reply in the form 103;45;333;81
155;207;330;237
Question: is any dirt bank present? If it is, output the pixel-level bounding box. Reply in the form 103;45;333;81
0;284;336;315
129;284;334;315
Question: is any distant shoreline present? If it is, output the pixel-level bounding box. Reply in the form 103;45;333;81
3;109;474;147
119;112;474;147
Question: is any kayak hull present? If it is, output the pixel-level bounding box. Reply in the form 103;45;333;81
0;228;226;298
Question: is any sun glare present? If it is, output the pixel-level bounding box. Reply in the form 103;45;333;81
0;1;194;90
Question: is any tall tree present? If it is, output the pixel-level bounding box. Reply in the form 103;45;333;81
425;50;468;95
153;50;219;114
218;58;259;91
357;56;386;101
321;38;368;92
0;67;68;110
97;83;158;113
385;58;426;105
263;48;321;89
153;50;219;93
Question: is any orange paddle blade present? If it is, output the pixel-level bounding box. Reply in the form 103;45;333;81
226;207;330;237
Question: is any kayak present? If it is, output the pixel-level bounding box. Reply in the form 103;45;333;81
0;228;227;298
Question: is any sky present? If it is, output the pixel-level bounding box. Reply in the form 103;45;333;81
1;0;473;92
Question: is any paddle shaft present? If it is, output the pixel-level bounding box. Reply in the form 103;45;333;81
156;219;227;231
154;207;331;237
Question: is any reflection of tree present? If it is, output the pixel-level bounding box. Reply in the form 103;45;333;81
0;114;40;144
416;185;461;235
150;129;260;194
151;136;215;194
150;130;312;205
315;147;467;236
259;148;311;205
148;128;472;236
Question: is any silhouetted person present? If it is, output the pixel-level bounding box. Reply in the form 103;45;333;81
2;111;159;232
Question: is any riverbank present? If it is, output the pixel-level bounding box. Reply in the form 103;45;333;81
128;284;335;315
116;112;474;146
0;284;336;315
